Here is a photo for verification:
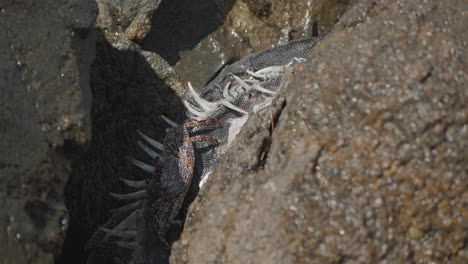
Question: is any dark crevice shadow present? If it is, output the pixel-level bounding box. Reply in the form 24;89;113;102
142;0;235;65
59;28;185;264
60;1;238;262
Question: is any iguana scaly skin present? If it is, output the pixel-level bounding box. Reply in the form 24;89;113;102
86;37;320;264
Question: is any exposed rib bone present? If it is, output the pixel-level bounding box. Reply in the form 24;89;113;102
246;69;266;79
255;65;285;76
223;81;232;99
232;75;253;92
160;115;177;127
219;99;248;114
127;157;155;173
100;228;137;239
137;131;164;151
187;82;218;111
243;79;259;84
137;141;161;159
110;200;142;214
184;100;208;119
252;84;275;94
120;177;147;189
116;241;138;249
110;189;147;200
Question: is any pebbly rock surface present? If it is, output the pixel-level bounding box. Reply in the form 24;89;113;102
171;0;467;263
0;0;97;263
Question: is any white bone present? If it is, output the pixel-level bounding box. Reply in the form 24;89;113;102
184;100;209;119
246;69;266;79
187;82;217;111
255;65;284;76
252;84;275;94
219;100;247;114
223;81;232;100
232;75;253;92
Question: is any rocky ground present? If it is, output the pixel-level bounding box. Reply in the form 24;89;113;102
0;0;466;264
0;0;96;263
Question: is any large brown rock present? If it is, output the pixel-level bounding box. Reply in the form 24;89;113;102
171;0;467;263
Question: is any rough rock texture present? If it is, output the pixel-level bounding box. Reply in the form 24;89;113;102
171;0;467;263
0;0;96;263
144;0;355;88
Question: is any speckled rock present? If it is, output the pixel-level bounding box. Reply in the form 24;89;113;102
171;0;467;263
0;0;97;263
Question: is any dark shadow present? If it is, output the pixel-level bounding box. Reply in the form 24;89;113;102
142;0;235;65
58;28;186;264
59;1;238;262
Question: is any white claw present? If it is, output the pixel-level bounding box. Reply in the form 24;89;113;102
127;157;156;173
137;131;164;151
110;200;142;214
137;141;161;159
120;177;147;189
110;189;147;200
100;228;137;239
116;241;138;249
160;115;177;127
252;84;275;94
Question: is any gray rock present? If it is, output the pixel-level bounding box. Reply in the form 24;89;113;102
0;0;97;263
171;0;467;263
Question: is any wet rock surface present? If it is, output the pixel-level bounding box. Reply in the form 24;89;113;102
0;0;96;263
168;0;354;89
171;0;467;263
